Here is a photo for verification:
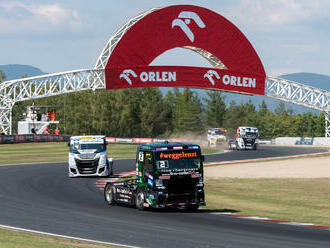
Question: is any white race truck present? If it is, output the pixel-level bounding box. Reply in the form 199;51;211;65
207;128;227;147
68;136;113;177
234;126;259;150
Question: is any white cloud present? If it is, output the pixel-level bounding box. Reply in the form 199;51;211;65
0;1;80;34
225;0;330;31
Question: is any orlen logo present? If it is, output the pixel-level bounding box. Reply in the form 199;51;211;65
204;70;220;85
172;11;206;42
119;69;176;85
119;69;137;85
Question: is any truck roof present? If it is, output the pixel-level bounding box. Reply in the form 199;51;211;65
238;127;258;131
70;135;105;140
138;142;200;151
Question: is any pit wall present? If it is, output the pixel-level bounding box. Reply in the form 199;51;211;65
274;137;330;146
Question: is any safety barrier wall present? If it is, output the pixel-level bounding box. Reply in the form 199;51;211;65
0;134;70;144
106;137;177;144
274;137;330;146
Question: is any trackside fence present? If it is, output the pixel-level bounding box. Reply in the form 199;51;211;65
0;134;70;144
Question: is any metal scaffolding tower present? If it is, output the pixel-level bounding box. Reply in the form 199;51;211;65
0;69;104;134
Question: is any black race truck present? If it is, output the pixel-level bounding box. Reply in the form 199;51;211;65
104;142;206;210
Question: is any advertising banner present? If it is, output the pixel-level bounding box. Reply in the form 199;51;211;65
34;135;42;142
106;137;116;143
115;138;133;143
133;138;153;144
3;135;14;144
105;5;266;96
25;135;34;142
14;135;26;143
106;66;265;95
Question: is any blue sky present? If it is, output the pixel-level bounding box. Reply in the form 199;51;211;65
0;0;329;77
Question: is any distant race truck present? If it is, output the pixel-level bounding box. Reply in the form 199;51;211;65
68;136;113;177
233;126;259;150
207;128;227;147
104;142;206;211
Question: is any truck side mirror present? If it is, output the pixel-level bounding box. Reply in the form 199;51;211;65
201;155;205;162
67;142;70;147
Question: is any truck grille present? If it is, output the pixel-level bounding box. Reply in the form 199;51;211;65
78;154;95;160
165;175;195;193
167;192;196;204
75;158;99;174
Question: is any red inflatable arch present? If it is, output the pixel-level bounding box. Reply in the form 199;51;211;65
104;5;266;95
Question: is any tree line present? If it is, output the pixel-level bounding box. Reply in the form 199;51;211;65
10;87;325;138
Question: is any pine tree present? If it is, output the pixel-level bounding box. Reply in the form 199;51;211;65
204;91;226;128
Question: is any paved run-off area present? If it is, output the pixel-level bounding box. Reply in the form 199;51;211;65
204;155;330;178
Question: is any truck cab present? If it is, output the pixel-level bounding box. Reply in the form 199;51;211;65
207;128;227;147
68;136;113;177
235;126;259;150
104;142;205;211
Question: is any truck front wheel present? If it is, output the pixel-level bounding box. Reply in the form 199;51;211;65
135;190;145;211
104;185;115;205
187;204;199;211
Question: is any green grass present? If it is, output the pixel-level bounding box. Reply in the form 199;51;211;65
204;178;330;226
0;143;69;165
0;227;123;248
0;142;219;165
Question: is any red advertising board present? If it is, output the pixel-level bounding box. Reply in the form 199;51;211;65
105;5;266;95
106;137;116;143
133;138;153;144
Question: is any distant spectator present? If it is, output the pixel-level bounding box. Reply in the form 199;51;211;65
44;127;49;135
55;128;60;135
50;110;56;121
31;127;36;134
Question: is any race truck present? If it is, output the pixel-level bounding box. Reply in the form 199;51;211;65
207;128;227;147
68;136;113;177
235;126;259;150
104;142;206;211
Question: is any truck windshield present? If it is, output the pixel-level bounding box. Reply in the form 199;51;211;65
70;143;106;153
154;150;201;171
245;132;257;137
214;130;225;135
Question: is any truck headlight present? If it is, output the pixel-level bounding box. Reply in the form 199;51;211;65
99;155;107;165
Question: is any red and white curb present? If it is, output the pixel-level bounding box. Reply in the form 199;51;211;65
204;151;330;166
211;212;330;230
95;172;134;190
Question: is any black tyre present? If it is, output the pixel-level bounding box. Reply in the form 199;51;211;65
187;204;199;211
135;190;145;211
104;185;115;205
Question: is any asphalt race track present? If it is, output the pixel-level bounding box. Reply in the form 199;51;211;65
1;145;330;247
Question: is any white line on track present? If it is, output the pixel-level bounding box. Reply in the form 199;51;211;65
0;223;141;248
